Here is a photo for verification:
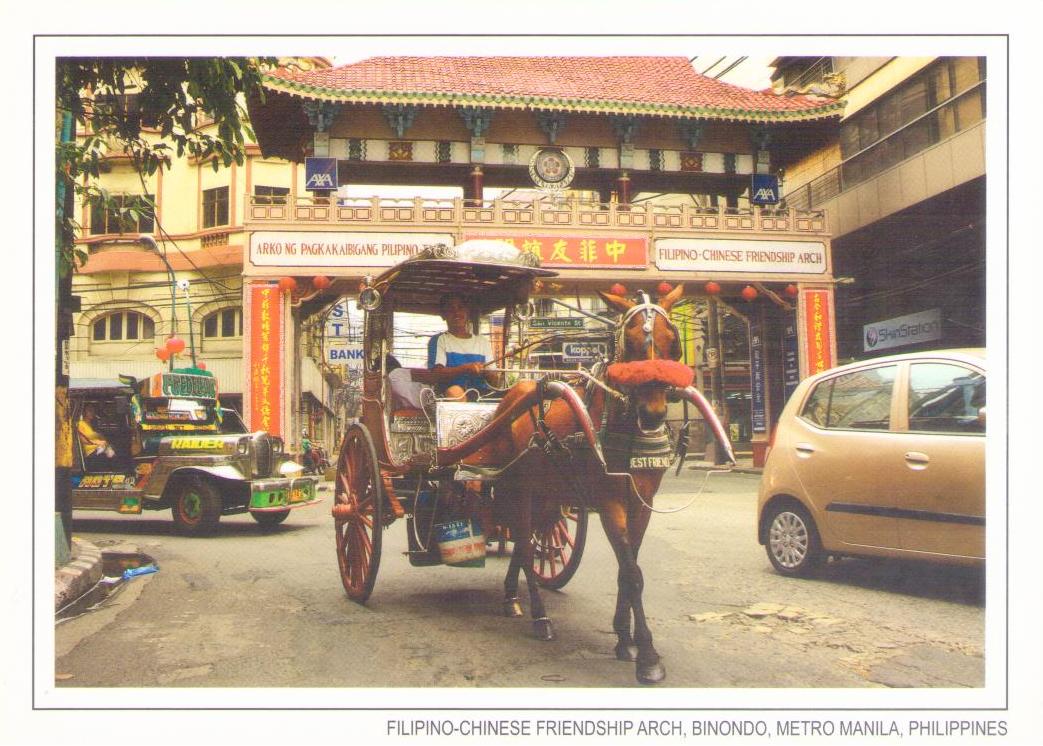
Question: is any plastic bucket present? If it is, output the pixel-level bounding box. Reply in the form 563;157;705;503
435;519;486;567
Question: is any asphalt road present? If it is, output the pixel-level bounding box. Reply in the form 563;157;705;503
55;468;985;690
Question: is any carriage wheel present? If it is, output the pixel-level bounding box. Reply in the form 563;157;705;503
532;505;588;589
333;424;383;602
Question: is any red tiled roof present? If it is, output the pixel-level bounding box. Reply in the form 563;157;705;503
263;56;841;122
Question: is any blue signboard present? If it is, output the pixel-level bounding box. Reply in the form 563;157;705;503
749;321;767;433
305;157;338;191
782;322;800;402
750;174;780;205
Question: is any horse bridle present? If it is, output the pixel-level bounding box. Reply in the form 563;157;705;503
613;291;680;363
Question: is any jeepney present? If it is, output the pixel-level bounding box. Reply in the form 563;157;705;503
70;367;320;535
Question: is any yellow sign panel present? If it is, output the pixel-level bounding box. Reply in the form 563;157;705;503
170;437;225;450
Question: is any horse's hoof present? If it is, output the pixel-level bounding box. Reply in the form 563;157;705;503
504;598;523;618
615;642;639;662
533;617;555;641
636;660;666;685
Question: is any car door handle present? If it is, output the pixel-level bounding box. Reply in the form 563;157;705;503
795;442;815;457
905;451;930;469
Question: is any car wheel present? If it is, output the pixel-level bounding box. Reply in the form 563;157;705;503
765;502;823;577
171;477;223;535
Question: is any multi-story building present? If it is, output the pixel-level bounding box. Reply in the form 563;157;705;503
771;56;987;360
68;58;344;452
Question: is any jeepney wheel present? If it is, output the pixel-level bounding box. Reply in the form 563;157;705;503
171;476;223;535
532;505;588;589
334;423;383;602
252;509;290;528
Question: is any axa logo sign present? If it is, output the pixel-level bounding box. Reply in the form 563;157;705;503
305;157;338;191
750;174;780;205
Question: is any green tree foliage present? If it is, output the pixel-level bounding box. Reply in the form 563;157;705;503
55;57;276;273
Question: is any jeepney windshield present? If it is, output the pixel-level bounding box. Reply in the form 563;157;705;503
140;397;219;428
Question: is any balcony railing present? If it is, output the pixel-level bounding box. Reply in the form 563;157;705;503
785;81;985;212
246;196;828;236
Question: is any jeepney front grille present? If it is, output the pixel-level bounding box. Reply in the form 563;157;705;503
255;436;273;477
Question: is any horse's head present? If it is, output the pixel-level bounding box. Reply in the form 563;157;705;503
597;284;692;433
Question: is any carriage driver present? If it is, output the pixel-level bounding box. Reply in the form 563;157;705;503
406;293;500;401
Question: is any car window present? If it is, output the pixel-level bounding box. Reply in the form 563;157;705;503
800;365;896;430
908;363;985;433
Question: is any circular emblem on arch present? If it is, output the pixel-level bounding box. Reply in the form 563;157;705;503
529;147;575;190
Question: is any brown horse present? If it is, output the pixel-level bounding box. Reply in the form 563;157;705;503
482;283;722;684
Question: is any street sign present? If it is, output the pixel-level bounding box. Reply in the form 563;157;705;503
529;317;585;329
305;157;338;191
562;341;607;363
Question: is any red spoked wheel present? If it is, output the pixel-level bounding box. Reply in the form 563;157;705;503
333;424;383;602
532;505;588;589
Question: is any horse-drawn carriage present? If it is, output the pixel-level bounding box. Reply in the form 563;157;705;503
331;239;735;684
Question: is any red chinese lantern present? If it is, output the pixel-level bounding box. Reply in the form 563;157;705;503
741;285;759;302
165;336;186;354
784;283;799;298
155;347;170;362
609;283;627;296
656;282;673;296
197;361;206;370
704;281;721;296
312;275;332;290
278;276;297;292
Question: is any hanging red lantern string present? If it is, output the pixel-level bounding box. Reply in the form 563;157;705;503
312;275;331;291
609;283;627;296
704;281;721;296
165;336;186;354
197;361;206;370
278;276;297;292
784;283;799;298
656;281;673;296
741;285;759;302
155;347;170;362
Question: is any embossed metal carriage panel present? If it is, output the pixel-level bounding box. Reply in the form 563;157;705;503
435;401;499;448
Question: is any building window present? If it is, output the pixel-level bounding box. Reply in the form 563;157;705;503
92;93;160;130
202;187;229;228
648;149;663;171
584;147;600;168
437;141;453;163
348;138;366;161
254;185;289;205
202;307;243;339
89;194;154;235
92;311;155;342
839;57;985;189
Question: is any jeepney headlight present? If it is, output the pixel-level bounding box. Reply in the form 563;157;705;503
271;438;284;455
237;437;250;455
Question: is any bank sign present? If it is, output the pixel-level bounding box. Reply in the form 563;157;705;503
655;238;827;274
863;309;942;352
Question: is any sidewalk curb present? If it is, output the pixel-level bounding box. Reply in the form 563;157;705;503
55;537;103;613
687;461;763;475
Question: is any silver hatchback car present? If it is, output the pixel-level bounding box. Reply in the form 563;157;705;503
757;348;985;576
